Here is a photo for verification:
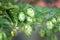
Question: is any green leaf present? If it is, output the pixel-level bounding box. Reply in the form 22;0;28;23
2;32;7;40
0;17;10;25
0;32;2;40
35;6;51;14
54;8;60;14
0;17;13;31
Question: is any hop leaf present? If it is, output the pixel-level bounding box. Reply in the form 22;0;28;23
0;32;7;40
0;32;2;40
2;32;7;40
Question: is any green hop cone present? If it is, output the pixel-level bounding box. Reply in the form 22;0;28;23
51;35;57;40
0;10;2;14
57;16;60;23
24;24;32;36
45;29;51;37
51;18;57;24
0;2;2;7
39;29;45;37
58;26;60;32
27;17;33;23
27;8;35;17
46;21;54;30
19;12;25;22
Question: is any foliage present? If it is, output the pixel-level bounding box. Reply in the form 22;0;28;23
35;6;60;40
0;0;60;40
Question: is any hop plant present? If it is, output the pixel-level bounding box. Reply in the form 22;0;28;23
0;0;60;40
